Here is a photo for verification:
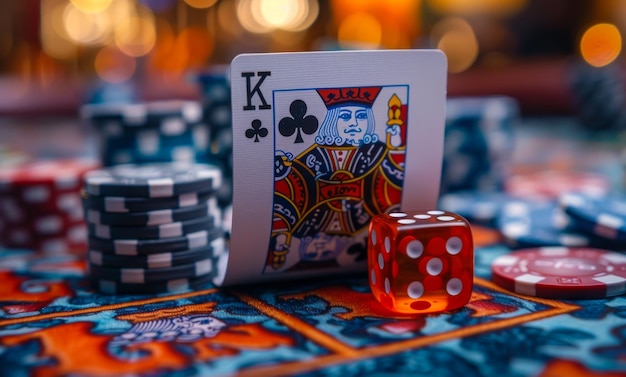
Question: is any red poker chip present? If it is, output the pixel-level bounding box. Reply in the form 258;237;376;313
0;190;84;214
504;170;609;201
0;224;87;254
0;234;87;254
0;210;86;239
0;159;100;212
491;247;626;299
0;158;99;187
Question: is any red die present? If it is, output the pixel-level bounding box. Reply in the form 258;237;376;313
368;210;474;314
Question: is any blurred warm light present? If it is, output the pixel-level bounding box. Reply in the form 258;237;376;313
331;0;419;49
428;0;527;16
337;12;382;48
95;46;136;83
63;2;112;45
580;23;622;68
381;24;412;49
217;0;242;36
184;0;218;9
148;19;176;72
4;43;32;100
51;1;72;38
432;17;478;73
106;0;136;34
41;0;77;59
259;0;308;30
260;0;299;29
35;52;63;87
291;0;319;32
177;26;215;67
114;4;156;57
149;25;214;79
236;0;318;34
70;0;112;13
237;0;272;33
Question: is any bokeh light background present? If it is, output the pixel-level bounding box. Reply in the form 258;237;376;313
0;0;624;114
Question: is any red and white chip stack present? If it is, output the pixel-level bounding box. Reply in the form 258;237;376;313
0;159;100;254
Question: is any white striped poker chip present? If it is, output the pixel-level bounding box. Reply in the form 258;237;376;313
81;190;214;213
87;214;218;240
93;271;215;295
560;193;626;242
1;188;83;215
0;158;98;213
88;228;224;255
491;247;626;299
86;198;217;226
83;162;221;198
497;200;596;248
89;257;214;283
1;223;88;253
81;100;202;126
89;237;225;268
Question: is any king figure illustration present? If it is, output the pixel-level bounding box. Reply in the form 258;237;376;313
268;86;408;272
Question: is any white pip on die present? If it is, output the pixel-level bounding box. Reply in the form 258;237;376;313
368;210;474;314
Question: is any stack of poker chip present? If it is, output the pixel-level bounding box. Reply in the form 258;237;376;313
81;100;210;167
439;179;626;300
195;66;233;208
82;162;226;294
0;159;99;253
439;177;626;252
441;96;518;194
569;60;626;132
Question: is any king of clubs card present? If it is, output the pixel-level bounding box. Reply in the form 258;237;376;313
267;85;408;274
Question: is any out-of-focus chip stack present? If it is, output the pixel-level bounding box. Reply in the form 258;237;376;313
81;162;227;294
81;100;210;167
570;60;626;132
0;159;99;254
440;96;519;194
195;66;233;208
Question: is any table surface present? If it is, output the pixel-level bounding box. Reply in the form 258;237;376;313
0;116;625;377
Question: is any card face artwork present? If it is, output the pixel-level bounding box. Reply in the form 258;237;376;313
221;50;447;286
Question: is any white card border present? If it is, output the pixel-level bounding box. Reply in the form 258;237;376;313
221;49;447;286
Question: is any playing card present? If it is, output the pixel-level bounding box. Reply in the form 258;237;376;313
218;49;447;286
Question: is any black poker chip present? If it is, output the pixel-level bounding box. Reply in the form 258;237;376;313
88;257;215;283
88;240;223;269
81;100;204;124
85;199;216;226
87;215;218;240
83;163;221;198
497;200;591;248
81;189;215;213
92;270;216;295
560;192;626;242
88;227;224;255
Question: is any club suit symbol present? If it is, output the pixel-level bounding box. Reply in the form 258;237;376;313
279;99;319;144
245;119;268;142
